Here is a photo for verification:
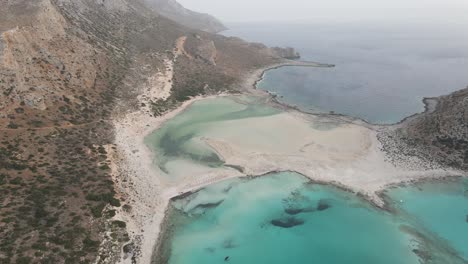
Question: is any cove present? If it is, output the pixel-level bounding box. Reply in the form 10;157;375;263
157;172;420;264
225;22;468;124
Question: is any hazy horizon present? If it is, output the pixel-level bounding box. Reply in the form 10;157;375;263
178;0;468;24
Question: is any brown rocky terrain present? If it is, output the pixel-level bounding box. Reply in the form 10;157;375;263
381;87;468;171
403;87;468;169
0;0;297;263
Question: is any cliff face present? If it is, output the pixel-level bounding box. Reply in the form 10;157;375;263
144;0;227;33
0;0;290;263
396;87;468;170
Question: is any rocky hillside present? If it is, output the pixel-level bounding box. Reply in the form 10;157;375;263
0;0;293;263
387;87;468;170
144;0;227;33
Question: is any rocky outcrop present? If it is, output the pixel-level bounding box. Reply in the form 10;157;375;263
395;87;468;170
144;0;227;33
184;34;218;65
271;46;301;60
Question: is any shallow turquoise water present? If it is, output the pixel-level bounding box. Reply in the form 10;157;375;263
387;179;468;260
145;96;280;175
163;172;421;264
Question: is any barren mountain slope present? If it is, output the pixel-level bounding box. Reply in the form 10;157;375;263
400;88;468;170
144;0;227;33
0;0;293;263
381;87;468;171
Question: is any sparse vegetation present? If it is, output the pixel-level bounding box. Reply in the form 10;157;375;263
0;0;285;262
112;220;127;229
391;88;468;170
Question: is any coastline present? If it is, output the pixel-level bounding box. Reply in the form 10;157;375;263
112;60;465;264
392;97;439;128
250;60;334;92
252;63;448;129
249;62;383;129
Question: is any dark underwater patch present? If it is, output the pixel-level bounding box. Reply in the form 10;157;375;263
193;200;224;210
271;217;305;228
284;207;316;215
317;199;332;211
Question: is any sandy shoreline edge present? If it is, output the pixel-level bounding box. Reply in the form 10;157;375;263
111;60;465;264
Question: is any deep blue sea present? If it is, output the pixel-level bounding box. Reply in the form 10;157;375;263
224;22;468;123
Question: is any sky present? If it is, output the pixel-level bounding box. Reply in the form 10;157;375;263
178;0;468;23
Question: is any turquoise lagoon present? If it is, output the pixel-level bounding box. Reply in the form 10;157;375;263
144;96;281;182
160;172;418;264
159;172;468;264
148;96;468;263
